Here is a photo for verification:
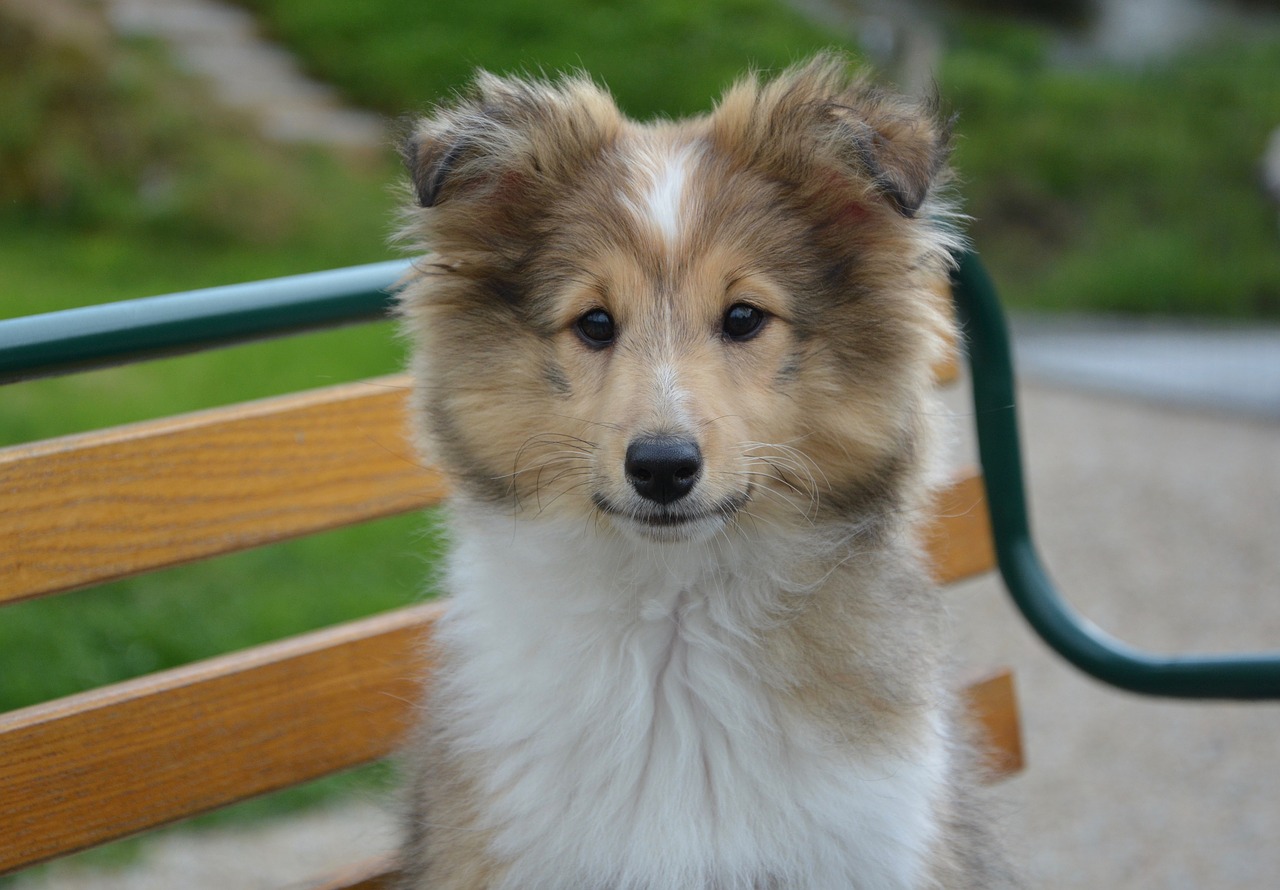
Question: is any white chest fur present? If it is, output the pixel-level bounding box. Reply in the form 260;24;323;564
433;513;947;890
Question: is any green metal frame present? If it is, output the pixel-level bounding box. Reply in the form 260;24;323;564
1;252;1276;698
952;251;1280;699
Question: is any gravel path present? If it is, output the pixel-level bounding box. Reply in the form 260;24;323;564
950;380;1280;888
10;802;397;890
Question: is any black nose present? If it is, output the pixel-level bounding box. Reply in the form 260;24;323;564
625;436;702;505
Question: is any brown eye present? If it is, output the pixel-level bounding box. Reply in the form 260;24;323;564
722;303;766;341
575;308;615;347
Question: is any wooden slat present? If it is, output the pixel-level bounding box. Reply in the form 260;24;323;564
0;382;989;606
933;276;961;386
925;470;996;585
962;668;1025;777
933;353;960;386
0;374;447;605
0;603;443;876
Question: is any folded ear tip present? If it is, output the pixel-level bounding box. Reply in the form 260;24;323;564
882;155;945;218
847;107;949;219
399;71;622;220
887;189;925;218
400;106;481;208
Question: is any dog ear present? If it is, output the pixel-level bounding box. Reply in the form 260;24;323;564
827;90;952;218
400;119;474;209
711;55;950;220
401;71;621;210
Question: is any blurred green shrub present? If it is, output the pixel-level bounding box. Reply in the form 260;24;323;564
233;0;838;119
944;27;1280;316
1;1;345;247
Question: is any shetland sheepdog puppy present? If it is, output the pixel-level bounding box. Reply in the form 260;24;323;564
394;54;1013;890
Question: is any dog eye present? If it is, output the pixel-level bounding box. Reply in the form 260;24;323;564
575;308;615;347
722;303;766;341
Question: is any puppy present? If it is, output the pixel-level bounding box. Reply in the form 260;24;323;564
395;54;1013;890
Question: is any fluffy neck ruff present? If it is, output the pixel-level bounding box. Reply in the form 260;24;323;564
432;506;947;890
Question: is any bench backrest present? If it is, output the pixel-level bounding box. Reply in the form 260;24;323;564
0;295;1021;888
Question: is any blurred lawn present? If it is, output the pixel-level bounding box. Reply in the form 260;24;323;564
0;5;432;855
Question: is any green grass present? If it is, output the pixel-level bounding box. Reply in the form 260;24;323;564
0;512;439;709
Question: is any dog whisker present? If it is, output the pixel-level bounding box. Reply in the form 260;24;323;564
738;445;826;520
741;441;831;492
533;478;596;518
503;433;596;511
543;413;624;434
743;479;821;526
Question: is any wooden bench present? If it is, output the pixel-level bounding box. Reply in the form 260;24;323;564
0;276;1022;888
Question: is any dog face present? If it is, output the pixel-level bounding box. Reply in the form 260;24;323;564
398;56;958;542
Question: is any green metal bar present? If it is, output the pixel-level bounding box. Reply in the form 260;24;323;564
952;250;1280;699
0;260;412;384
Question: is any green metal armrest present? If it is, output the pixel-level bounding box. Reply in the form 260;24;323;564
953;251;1280;699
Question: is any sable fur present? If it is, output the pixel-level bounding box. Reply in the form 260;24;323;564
394;54;1014;889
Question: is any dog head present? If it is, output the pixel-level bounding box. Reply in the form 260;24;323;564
398;55;958;542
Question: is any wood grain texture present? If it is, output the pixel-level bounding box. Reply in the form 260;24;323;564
0;604;443;876
0;375;446;605
924;470;996;584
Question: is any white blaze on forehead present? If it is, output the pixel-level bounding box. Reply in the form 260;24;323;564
653;362;691;423
625;143;696;245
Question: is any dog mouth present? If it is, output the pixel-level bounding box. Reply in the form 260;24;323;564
591;489;751;536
